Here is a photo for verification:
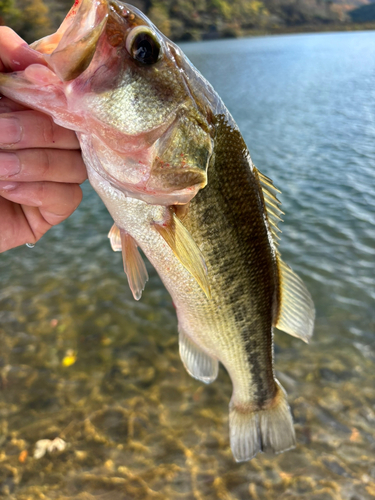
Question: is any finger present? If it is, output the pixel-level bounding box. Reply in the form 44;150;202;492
0;181;83;225
0;110;80;149
0;27;46;72
0;96;29;113
0;149;87;184
0;197;51;253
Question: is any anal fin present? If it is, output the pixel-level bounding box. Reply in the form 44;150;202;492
179;328;218;384
154;210;211;299
275;259;315;343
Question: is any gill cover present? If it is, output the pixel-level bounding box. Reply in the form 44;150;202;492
149;112;213;193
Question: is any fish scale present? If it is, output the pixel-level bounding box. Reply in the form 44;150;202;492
182;114;277;406
0;0;315;462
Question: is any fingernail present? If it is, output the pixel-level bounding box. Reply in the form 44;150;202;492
0;181;18;191
0;152;20;176
0;117;22;145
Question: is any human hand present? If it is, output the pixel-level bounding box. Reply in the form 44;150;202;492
0;27;87;253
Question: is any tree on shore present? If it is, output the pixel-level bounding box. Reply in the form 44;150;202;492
0;0;343;44
0;0;22;32
0;0;51;42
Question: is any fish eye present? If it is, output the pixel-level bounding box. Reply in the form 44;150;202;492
126;26;161;65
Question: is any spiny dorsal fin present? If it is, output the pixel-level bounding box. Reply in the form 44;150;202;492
254;168;284;246
154;210;211;299
275;259;315;343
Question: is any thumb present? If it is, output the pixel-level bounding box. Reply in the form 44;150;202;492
0;27;47;72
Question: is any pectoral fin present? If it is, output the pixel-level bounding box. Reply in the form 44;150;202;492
275;259;315;343
154;210;211;299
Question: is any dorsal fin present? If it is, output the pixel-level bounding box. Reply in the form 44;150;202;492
254;168;284;245
253;169;315;342
275;259;315;343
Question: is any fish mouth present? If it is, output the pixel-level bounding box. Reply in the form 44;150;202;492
31;0;110;81
30;0;157;82
31;0;110;53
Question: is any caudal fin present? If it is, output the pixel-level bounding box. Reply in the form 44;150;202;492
229;381;296;462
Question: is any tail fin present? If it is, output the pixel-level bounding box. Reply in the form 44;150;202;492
229;381;296;462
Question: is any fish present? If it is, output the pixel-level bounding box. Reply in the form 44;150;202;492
0;0;315;461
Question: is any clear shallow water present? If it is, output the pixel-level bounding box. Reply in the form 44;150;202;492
1;31;375;499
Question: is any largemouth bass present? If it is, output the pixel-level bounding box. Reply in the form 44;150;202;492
0;0;315;461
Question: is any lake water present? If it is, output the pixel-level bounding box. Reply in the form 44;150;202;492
1;30;375;499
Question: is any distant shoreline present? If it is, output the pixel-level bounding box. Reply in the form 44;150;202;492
194;22;375;42
252;22;375;36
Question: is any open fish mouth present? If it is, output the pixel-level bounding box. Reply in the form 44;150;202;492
30;0;163;82
30;0;110;81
